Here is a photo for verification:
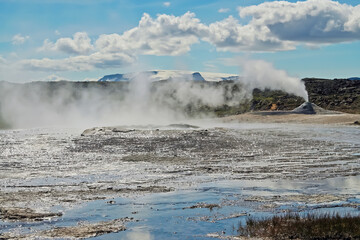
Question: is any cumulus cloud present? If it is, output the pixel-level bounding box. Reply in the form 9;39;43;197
39;32;93;55
94;0;360;56
24;12;206;72
163;2;170;7
203;16;295;52
21;52;135;72
218;8;230;13
95;33;133;54
200;0;360;51
14;1;360;73
130;12;207;55
12;34;30;45
344;5;360;32
239;0;360;44
0;56;6;64
96;12;207;56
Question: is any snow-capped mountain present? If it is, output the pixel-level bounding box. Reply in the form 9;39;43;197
98;70;239;82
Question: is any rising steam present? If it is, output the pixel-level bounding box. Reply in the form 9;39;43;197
0;78;248;129
0;59;308;129
239;59;308;101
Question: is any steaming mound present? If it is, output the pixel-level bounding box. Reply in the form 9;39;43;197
253;102;341;116
310;104;342;115
291;102;316;114
292;102;341;115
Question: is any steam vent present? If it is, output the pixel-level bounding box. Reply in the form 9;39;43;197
253;101;335;116
292;102;316;114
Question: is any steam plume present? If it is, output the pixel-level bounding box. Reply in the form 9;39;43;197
0;60;309;129
0;77;247;129
240;59;308;101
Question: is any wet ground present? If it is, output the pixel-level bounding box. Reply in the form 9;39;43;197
0;121;360;239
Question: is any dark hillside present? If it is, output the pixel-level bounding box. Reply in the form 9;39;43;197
304;78;360;114
250;78;360;114
251;88;304;111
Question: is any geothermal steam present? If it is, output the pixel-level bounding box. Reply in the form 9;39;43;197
0;59;308;129
240;59;308;101
0;78;248;129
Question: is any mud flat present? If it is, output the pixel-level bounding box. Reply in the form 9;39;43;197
0;207;62;222
223;112;360;125
1;121;360;238
2;217;133;239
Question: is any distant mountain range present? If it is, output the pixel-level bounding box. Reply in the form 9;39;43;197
98;70;240;82
93;70;360;82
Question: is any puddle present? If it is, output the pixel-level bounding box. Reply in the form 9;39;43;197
2;176;360;239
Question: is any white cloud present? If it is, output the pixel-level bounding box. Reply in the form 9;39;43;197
202;0;360;52
238;0;360;44
95;33;132;54
218;8;230;13
21;10;206;72
55;30;61;35
9;52;19;59
39;32;93;55
12;34;30;45
203;16;294;52
96;12;207;56
163;2;170;7
21;51;135;72
344;5;360;32
203;61;219;72
14;1;360;74
0;58;49;82
0;56;6;64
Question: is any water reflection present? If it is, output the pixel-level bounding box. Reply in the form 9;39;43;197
126;227;153;240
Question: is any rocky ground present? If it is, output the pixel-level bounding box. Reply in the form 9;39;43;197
305;78;360;114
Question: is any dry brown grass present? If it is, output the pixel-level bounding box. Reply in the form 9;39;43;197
238;213;360;239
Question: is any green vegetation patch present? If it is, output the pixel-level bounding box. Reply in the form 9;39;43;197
252;88;305;111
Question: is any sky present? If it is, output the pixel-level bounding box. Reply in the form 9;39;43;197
0;0;359;82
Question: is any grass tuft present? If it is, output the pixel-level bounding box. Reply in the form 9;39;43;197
238;213;360;239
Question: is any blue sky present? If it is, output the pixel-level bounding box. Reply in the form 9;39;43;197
0;0;359;82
